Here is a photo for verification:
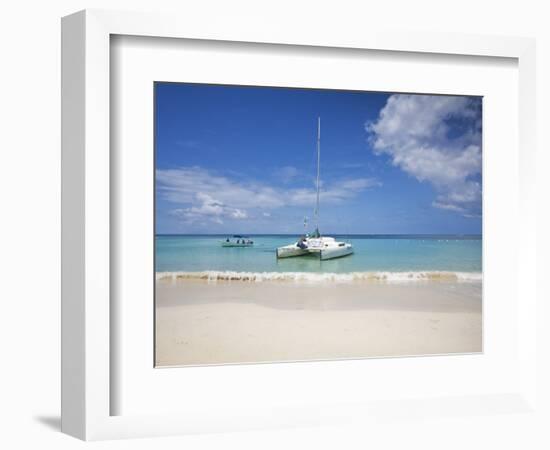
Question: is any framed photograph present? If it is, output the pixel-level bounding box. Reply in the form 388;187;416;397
154;83;483;367
61;9;537;440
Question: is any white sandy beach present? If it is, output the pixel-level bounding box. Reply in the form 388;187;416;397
155;278;482;366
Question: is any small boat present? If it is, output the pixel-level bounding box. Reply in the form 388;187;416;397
221;235;254;247
276;118;354;261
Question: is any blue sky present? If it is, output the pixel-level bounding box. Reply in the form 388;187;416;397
155;83;482;235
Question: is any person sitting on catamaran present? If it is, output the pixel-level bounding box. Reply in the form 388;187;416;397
297;236;308;250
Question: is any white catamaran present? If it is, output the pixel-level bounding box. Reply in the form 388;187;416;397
276;118;354;261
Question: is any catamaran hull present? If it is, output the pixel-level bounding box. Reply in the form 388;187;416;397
319;245;354;260
276;243;353;260
276;246;309;258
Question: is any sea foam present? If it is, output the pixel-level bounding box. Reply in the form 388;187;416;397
156;270;482;283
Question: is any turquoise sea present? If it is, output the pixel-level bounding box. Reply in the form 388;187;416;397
156;235;482;279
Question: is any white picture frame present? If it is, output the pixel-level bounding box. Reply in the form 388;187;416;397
61;9;537;441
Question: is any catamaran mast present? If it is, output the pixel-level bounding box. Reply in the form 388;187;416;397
314;117;321;231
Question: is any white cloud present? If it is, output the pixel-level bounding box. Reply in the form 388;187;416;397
286;177;381;205
157;167;286;213
273;165;300;183
170;192;248;225
367;94;482;216
230;209;248;219
157;166;380;225
339;178;382;190
431;201;465;213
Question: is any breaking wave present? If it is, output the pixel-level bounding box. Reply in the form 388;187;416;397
156;270;482;283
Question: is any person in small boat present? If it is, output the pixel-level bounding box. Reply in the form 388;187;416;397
297;236;308;250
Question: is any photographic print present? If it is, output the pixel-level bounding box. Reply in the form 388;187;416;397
154;83;482;367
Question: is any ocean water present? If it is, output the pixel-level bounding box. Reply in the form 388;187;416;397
156;235;482;280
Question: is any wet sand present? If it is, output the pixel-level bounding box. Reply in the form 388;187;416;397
155;279;482;366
